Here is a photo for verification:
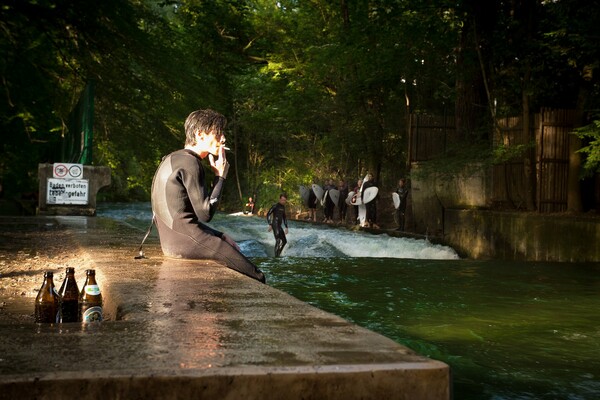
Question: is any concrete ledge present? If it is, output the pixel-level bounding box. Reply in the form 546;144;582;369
0;216;450;400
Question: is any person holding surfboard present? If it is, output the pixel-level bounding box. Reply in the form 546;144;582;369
337;179;349;224
267;194;289;257
394;178;409;231
361;173;380;229
323;179;336;223
351;178;363;225
151;109;266;283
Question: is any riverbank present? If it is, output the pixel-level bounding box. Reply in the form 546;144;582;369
0;216;450;400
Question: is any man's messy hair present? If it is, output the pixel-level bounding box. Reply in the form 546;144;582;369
184;109;227;146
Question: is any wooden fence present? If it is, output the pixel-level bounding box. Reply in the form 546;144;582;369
410;109;578;212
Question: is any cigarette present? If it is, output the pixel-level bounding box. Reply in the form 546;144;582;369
223;146;231;151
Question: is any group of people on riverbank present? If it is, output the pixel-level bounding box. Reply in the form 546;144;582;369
304;174;408;231
148;108;410;283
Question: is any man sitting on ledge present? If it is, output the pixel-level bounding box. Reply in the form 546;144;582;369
151;109;266;283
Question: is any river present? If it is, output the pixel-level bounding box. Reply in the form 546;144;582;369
98;202;600;400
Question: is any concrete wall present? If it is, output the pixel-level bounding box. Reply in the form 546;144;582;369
444;209;600;262
410;162;490;237
410;161;600;262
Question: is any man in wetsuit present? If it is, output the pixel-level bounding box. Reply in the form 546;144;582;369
337;179;349;224
267;194;289;257
323;179;335;223
151;109;265;283
395;178;409;231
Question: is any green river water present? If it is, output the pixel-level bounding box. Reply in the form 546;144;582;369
258;257;600;399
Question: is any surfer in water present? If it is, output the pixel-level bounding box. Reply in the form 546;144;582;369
151;109;266;283
267;194;289;257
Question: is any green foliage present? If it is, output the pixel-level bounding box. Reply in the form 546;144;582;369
0;0;598;209
492;142;536;164
574;119;600;178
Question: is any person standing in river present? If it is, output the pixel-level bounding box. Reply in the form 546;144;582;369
267;194;289;257
151;109;265;283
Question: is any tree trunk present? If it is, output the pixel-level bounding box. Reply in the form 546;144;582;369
455;14;486;141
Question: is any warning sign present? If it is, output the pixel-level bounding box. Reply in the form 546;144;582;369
47;178;89;205
53;163;83;180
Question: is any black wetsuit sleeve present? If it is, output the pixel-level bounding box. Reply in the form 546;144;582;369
180;155;224;224
266;204;275;225
283;207;288;228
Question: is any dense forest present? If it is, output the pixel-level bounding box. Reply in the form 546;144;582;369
1;0;599;213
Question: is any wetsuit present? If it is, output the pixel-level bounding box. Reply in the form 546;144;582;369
308;189;317;210
361;179;378;226
323;184;335;221
266;202;288;257
338;184;349;223
151;149;265;283
395;186;409;230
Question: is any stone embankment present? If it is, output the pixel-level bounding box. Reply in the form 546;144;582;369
0;216;450;400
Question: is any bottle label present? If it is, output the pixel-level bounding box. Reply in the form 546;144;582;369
82;306;103;322
84;285;101;296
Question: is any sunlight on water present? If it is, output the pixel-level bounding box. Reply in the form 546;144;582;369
97;202;459;260
219;212;459;259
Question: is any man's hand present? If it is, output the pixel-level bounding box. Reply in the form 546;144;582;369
267;225;272;232
285;228;288;235
221;234;240;251
209;146;229;178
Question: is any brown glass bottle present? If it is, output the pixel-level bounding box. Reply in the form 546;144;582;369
59;267;79;323
79;269;103;323
34;271;61;323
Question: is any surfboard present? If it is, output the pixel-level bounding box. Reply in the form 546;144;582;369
348;191;362;205
359;173;370;191
311;184;324;205
362;186;379;204
328;188;340;206
392;192;400;209
345;191;354;205
229;211;253;217
299;185;310;207
321;190;328;206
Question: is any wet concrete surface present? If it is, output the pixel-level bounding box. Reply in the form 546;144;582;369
0;216;450;399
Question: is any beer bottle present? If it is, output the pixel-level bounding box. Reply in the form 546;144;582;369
34;271;61;323
79;269;103;323
59;267;79;323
